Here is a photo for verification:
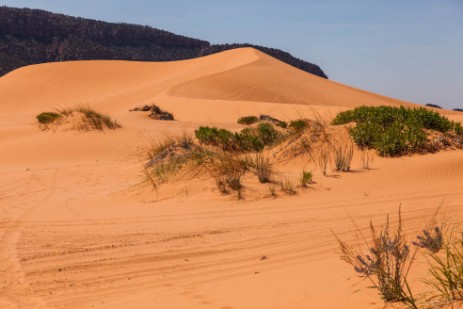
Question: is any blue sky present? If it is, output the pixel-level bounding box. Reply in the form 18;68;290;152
3;0;463;108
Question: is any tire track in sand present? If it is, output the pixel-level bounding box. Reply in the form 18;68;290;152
0;169;59;309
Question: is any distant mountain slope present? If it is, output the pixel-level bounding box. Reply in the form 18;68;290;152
0;6;327;79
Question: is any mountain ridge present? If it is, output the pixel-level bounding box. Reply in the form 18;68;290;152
0;6;327;78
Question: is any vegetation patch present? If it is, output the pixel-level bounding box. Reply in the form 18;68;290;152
300;170;312;188
425;103;443;109
37;105;120;131
130;104;174;120
195;126;271;152
36;112;61;124
237;115;259;125
335;205;463;308
237;114;287;128
289;119;309;134
332;106;463;157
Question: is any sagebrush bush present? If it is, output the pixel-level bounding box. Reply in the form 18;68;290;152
195;125;273;153
333;106;463;157
235;131;265;152
195;126;236;151
237;115;259;125
36;112;61;124
257;122;279;145
289;119;308;134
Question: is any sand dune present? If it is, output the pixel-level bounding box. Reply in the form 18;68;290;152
1;47;463;308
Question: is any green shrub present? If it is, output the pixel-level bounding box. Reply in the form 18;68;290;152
235;132;264;152
333;106;463;157
276;121;288;128
237;115;259;125
257;122;279;145
36;112;61;124
195;126;264;152
289;119;308;133
195;126;235;150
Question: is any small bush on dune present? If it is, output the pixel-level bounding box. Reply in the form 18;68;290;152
37;106;120;131
256;122;279;145
237;115;258;125
194;126;267;153
146;134;193;163
289;119;309;134
36;112;61;124
425;103;443;109
237;114;287;128
73;105;120;130
130;104;174;120
333;106;463;157
235;131;265;152
195;126;236;150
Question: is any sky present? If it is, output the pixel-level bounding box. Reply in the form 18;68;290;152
2;0;463;108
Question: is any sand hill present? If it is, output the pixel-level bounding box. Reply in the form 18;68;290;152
1;47;463;309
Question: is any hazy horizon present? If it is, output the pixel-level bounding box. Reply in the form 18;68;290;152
2;0;462;108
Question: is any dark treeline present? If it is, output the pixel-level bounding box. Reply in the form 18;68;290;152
0;6;327;78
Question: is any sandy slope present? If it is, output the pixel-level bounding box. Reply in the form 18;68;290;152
1;47;463;309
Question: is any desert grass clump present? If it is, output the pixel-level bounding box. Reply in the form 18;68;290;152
36;112;61;124
360;150;371;170
58;105;121;131
300;170;312;188
335;208;418;308
238;115;259;125
211;154;246;197
318;146;331;176
252;154;273;183
268;184;278;198
412;221;463;303
289;119;309;134
334;143;354;172
145;137;216;186
73;105;120;130
424;237;463;302
280;179;297;195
